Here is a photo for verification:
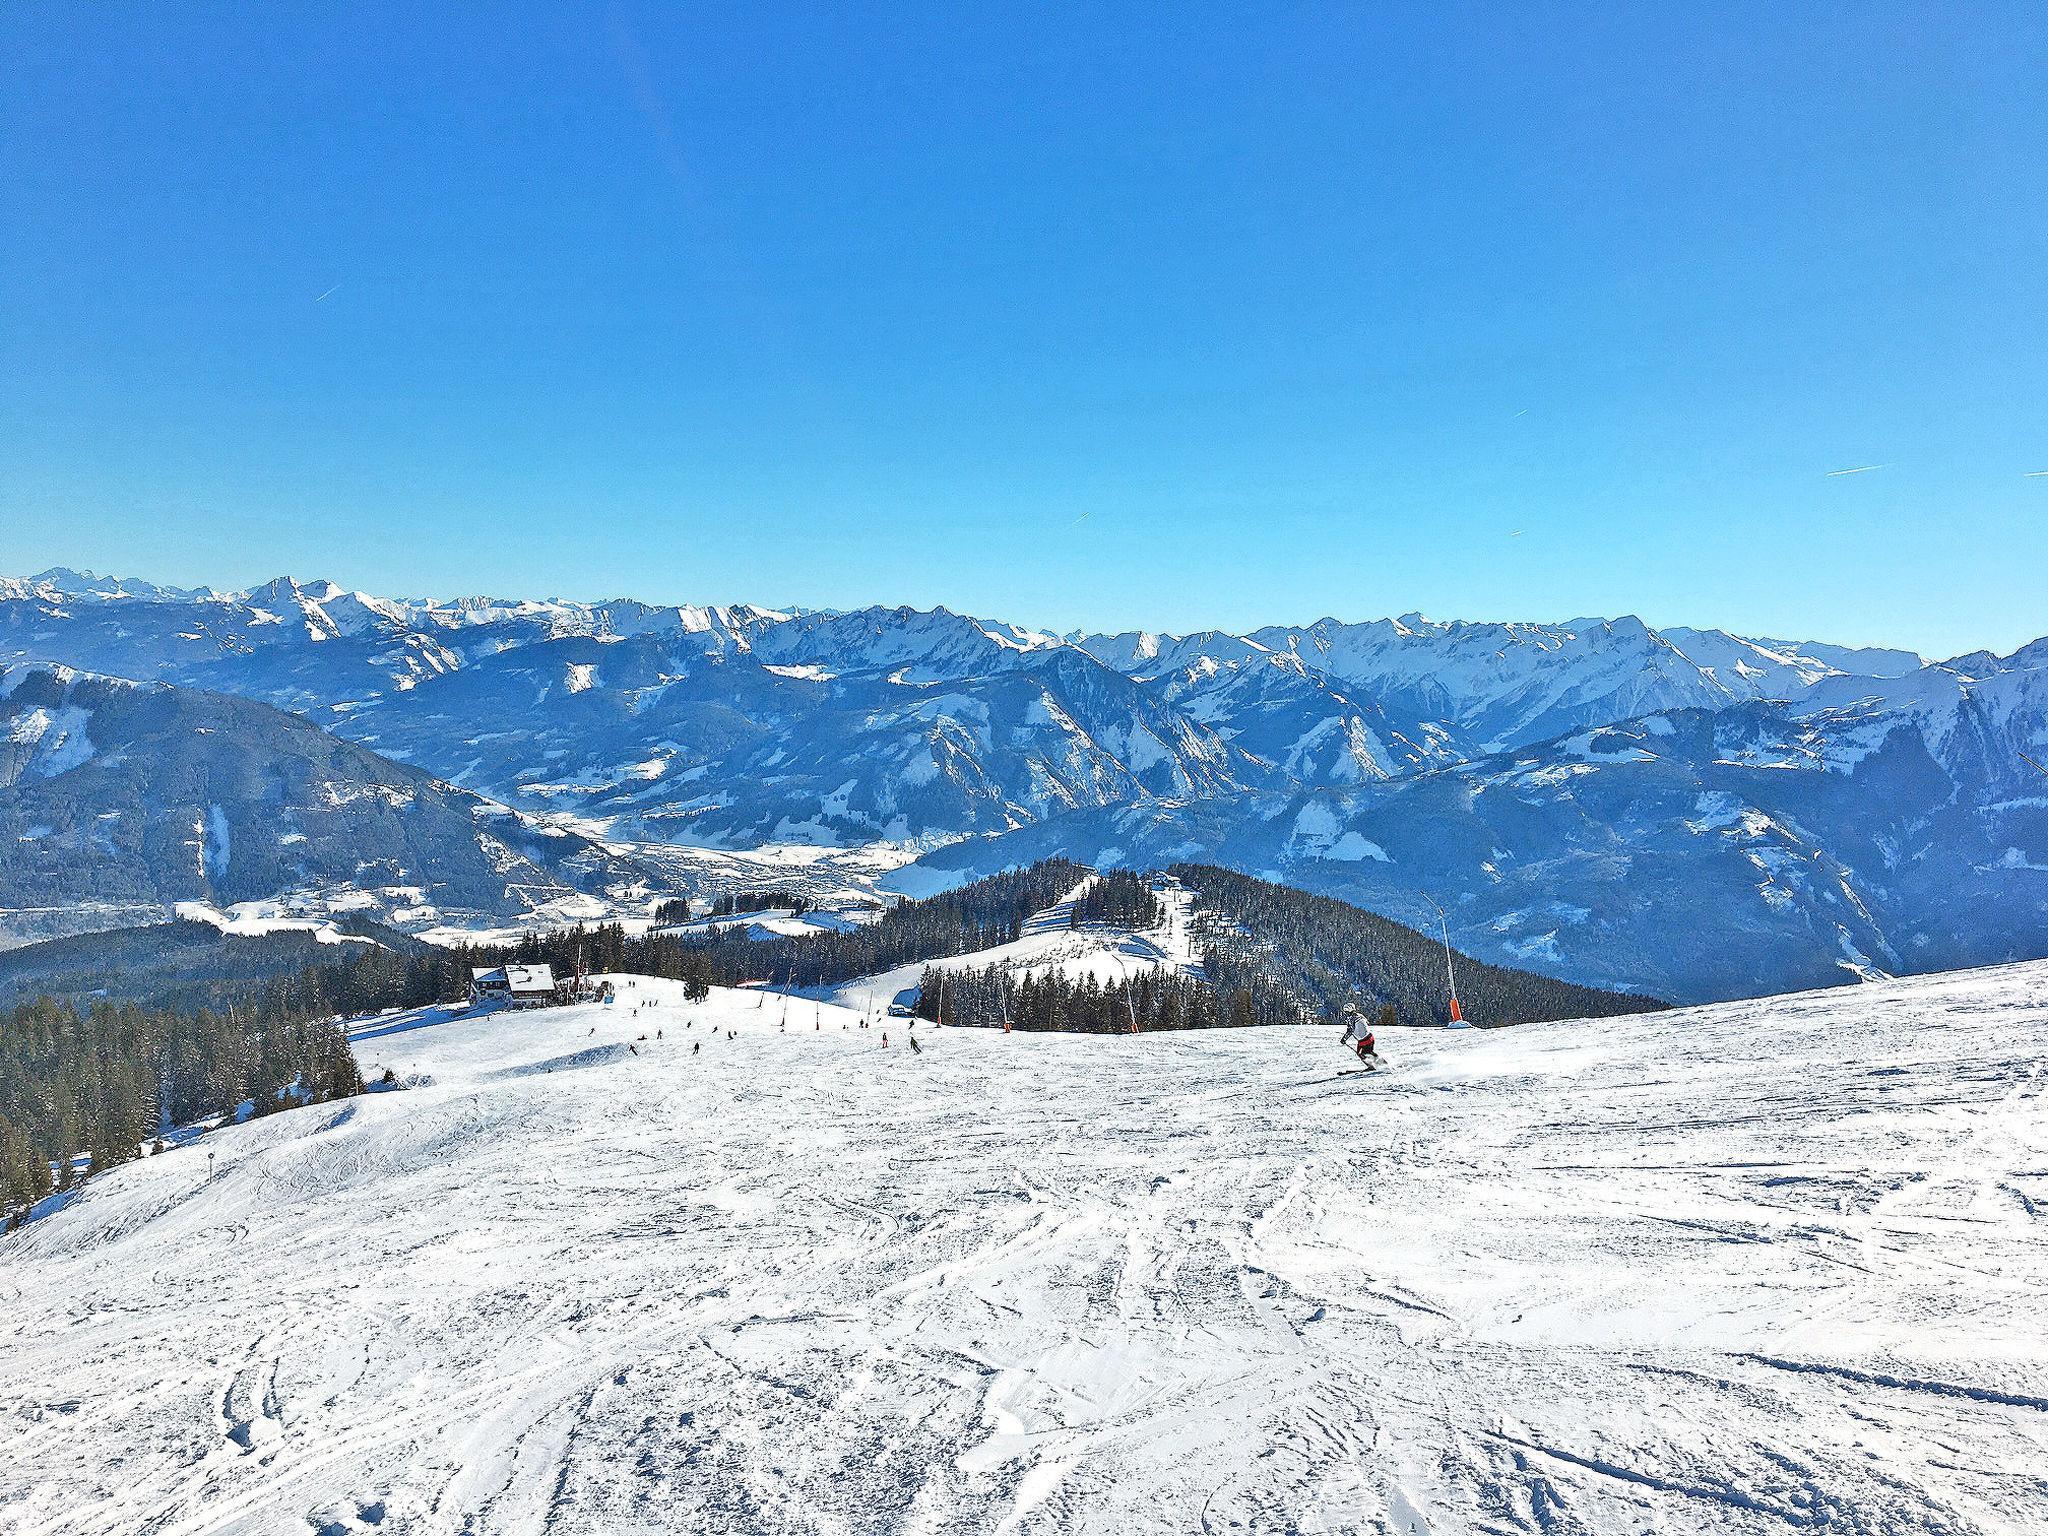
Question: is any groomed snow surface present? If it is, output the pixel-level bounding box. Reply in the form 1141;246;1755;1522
4;964;2046;1534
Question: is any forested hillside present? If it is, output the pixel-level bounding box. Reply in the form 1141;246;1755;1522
649;860;1088;989
0;664;652;947
914;961;1301;1033
1173;864;1665;1026
0;917;430;1012
911;865;1655;1032
0;996;362;1223
1070;870;1164;929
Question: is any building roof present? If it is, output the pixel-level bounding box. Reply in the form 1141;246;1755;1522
471;964;556;994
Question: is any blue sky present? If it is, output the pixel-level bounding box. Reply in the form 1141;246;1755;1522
3;4;2044;656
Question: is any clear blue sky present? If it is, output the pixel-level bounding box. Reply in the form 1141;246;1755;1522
3;4;2044;656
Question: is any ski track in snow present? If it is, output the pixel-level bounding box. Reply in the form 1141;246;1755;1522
3;964;2046;1534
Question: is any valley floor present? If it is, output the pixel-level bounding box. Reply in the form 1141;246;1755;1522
2;966;2045;1534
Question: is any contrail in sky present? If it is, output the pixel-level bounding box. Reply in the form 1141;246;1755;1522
315;284;343;303
1825;464;1890;477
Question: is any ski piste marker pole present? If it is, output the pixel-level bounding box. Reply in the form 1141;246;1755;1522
1425;894;1462;1024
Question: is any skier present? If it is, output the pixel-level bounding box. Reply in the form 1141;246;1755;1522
1339;1002;1381;1069
909;1035;922;1055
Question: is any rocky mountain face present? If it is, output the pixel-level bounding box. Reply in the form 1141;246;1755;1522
0;663;653;946
4;567;2043;1003
335;612;1250;847
903;650;2048;1002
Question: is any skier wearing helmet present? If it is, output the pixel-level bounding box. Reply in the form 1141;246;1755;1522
1338;1002;1381;1069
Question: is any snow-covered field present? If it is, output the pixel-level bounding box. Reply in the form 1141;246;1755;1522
3;964;2045;1534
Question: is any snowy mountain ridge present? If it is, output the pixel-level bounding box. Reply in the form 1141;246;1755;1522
4;567;2044;1003
0;567;1949;812
10;564;1925;693
0;662;658;947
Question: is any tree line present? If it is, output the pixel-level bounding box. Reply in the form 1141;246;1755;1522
665;860;1086;991
1169;863;1665;1026
175;860;1095;1024
1;994;362;1225
704;888;812;918
911;962;1290;1032
1070;870;1163;929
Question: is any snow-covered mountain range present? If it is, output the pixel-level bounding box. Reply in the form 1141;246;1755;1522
0;662;652;946
4;566;2044;1000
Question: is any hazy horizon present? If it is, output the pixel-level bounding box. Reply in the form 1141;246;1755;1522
5;6;2043;656
8;555;1999;662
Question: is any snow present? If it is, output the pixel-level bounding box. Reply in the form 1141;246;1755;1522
897;742;942;786
1121;724;1169;774
4;702;95;776
823;876;1204;1017
3;962;2047;1530
171;900;375;946
202;803;232;882
1323;830;1391;862
656;907;867;942
1287;798;1390;860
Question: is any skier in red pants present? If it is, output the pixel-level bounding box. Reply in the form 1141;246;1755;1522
1339;1002;1381;1069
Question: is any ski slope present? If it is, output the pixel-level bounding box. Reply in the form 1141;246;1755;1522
3;964;2046;1533
823;874;1206;1017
